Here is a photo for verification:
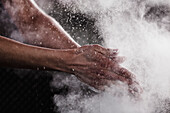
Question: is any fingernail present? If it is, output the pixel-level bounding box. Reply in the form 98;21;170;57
113;49;118;53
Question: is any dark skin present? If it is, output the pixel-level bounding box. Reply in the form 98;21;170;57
0;0;141;94
2;0;80;49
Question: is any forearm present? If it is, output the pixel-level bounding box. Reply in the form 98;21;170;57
2;0;80;49
0;36;141;93
0;35;73;72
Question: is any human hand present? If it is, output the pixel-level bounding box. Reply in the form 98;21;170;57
66;45;142;95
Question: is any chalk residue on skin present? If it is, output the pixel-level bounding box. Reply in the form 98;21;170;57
51;0;170;113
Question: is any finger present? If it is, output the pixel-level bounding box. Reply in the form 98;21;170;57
99;58;130;80
107;49;119;58
93;45;119;58
128;82;143;98
106;48;119;58
75;73;104;91
94;53;127;75
95;69;133;85
96;54;125;70
81;76;109;90
98;70;126;81
88;68;127;85
92;69;143;97
76;71;116;90
91;79;119;90
98;48;118;58
92;80;116;91
89;67;132;86
75;73;109;90
100;62;136;85
111;66;136;80
113;56;126;63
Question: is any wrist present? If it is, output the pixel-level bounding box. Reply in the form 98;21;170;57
43;49;76;73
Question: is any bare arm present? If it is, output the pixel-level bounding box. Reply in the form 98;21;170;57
0;35;141;94
0;35;69;70
1;0;141;95
2;0;80;49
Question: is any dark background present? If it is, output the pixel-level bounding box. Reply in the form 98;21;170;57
0;1;101;113
0;0;169;113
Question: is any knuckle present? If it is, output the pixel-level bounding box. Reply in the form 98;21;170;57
93;44;100;47
120;68;126;74
93;44;101;49
103;59;112;68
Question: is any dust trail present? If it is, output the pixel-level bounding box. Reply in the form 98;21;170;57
51;0;170;113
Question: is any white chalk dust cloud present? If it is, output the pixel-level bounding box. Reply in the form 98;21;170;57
35;0;54;14
52;0;170;113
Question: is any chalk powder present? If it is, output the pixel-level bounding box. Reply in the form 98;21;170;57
50;0;170;113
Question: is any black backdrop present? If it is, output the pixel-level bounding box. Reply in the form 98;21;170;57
0;1;101;113
0;2;55;112
1;1;170;113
